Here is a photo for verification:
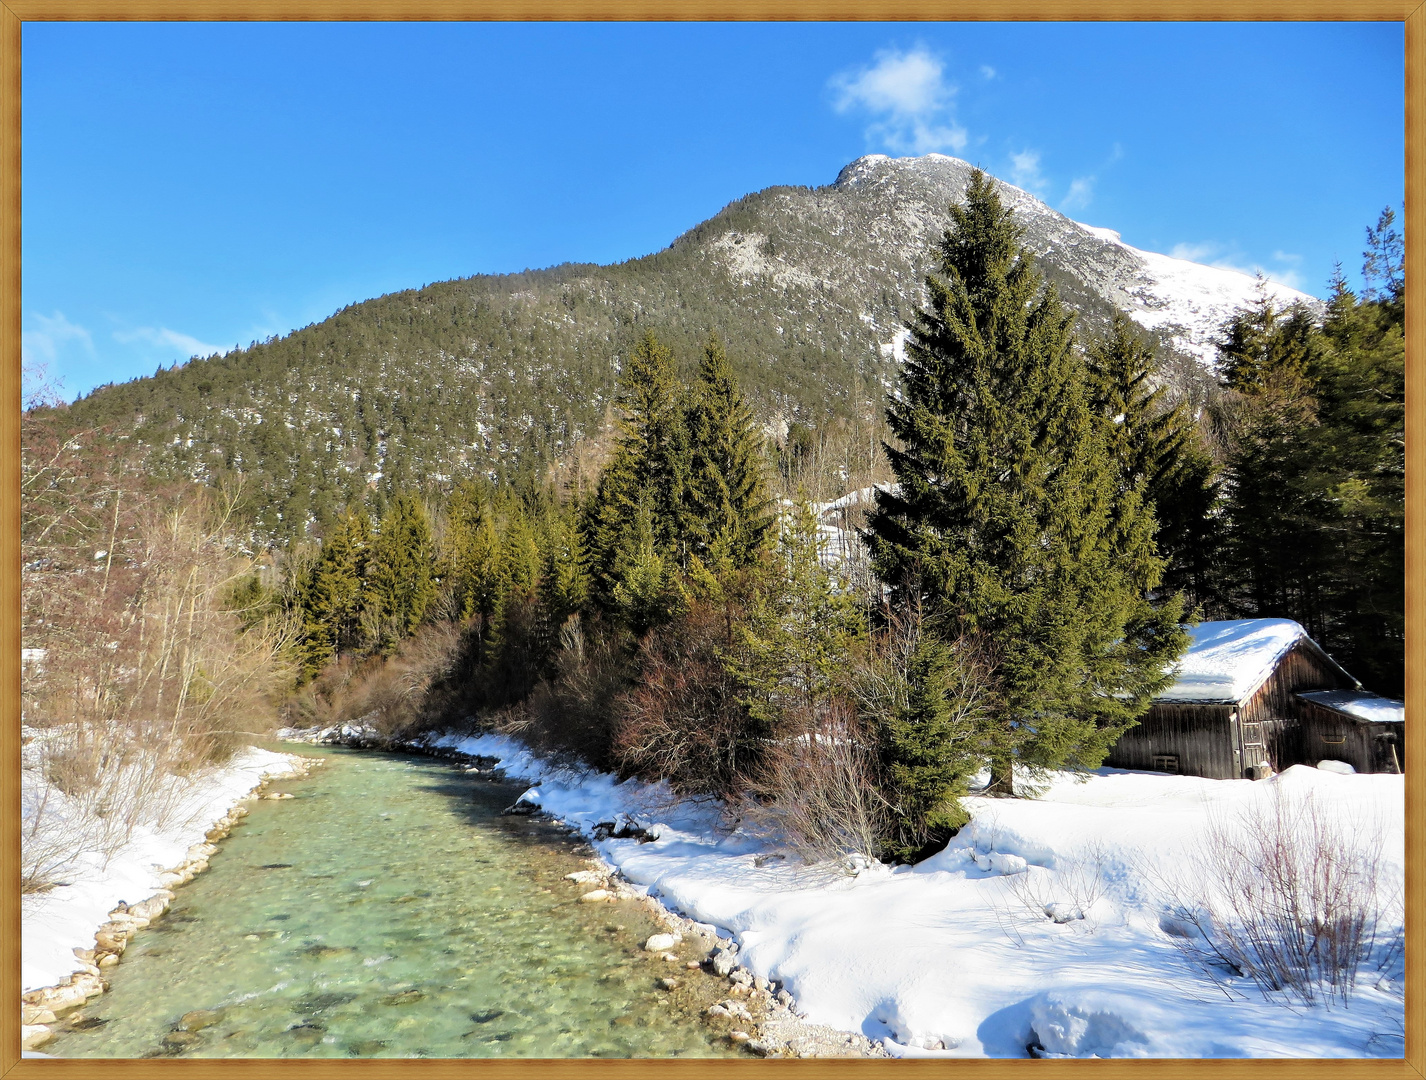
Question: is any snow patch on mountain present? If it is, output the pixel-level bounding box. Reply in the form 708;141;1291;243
1084;228;1316;367
833;152;1319;372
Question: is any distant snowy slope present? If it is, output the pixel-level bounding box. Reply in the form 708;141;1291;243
1076;224;1315;367
833;153;1319;372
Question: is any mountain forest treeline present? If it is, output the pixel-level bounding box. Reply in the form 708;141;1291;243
21;174;1405;875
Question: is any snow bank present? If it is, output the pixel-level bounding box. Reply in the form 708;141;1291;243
429;732;1404;1059
21;746;305;993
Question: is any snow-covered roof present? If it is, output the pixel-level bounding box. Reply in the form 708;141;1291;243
1155;619;1352;705
1297;690;1404;725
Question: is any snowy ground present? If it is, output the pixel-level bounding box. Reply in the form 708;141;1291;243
426;732;1406;1060
21;746;305;994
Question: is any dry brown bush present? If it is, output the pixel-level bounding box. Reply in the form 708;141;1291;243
517;615;631;771
736;700;890;873
21;425;294;890
610;604;754;797
286;621;465;739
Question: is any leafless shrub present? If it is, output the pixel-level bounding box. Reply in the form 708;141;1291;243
287;621;464;738
1151;788;1400;1007
1004;843;1111;929
22;417;293;890
516;614;630;771
737;702;890;874
610;604;752;798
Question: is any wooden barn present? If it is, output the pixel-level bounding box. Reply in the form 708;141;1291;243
1105;619;1404;780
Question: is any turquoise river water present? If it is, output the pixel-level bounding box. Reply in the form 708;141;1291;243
46;744;741;1059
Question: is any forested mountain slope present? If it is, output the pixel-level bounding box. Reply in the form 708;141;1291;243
59;153;1312;543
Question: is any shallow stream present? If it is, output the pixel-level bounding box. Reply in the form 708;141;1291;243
47;744;739;1059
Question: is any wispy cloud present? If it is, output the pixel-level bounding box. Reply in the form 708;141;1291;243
1061;176;1095;212
1170;241;1305;291
830;46;968;155
1008;149;1048;195
113;325;224;361
979;65;997;80
22;310;94;368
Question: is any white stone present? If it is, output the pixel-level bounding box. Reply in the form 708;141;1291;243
644;932;682;952
578;889;611;903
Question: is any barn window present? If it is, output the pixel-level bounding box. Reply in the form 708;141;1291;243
1152;754;1180;774
1320;735;1346;745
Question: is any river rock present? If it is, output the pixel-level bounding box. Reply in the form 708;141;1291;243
93;932;126;954
21;1025;53;1050
21;1006;56;1025
715;999;752;1021
729;1029;752;1043
657;977;679;991
72;947;96;965
709;945;739;976
97;953;119;968
578;889;612;903
729;967;753;988
644;932;681;952
564;870;606;885
179;1009;224;1031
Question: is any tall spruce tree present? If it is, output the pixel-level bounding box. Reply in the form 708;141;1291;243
876;632;994;862
1214;296;1332;633
363;493;437;649
582;330;691;614
1310;268;1404;693
1086;315;1221;611
865;170;1186;791
685;334;774;567
297;508;371;680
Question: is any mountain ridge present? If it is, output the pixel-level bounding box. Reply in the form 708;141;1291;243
54;153;1315;543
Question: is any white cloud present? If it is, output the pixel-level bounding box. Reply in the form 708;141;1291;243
830;46;967;155
1169;241;1305;291
113;325;224;361
1008;149;1047;194
979;64;997;80
1061;176;1095;211
21;310;94;367
1170;241;1224;263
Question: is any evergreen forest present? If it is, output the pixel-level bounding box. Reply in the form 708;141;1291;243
23;174;1406;866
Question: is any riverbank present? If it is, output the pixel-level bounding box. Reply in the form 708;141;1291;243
302;725;1404;1060
21;746;316;1052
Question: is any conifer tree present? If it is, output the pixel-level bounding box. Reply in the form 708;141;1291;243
1310;269;1404;693
610;499;681;638
1086;315;1221;610
685;334;774;567
538;509;589;633
297;508;371;680
876;632;993;862
583;330;691;613
363;493;437;649
734;501;864;739
865;170;1186;791
1214;296;1331;631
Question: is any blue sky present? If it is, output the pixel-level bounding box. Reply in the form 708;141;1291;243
23;21;1404;401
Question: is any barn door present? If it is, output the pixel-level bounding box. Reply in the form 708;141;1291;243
1240;719;1269;773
